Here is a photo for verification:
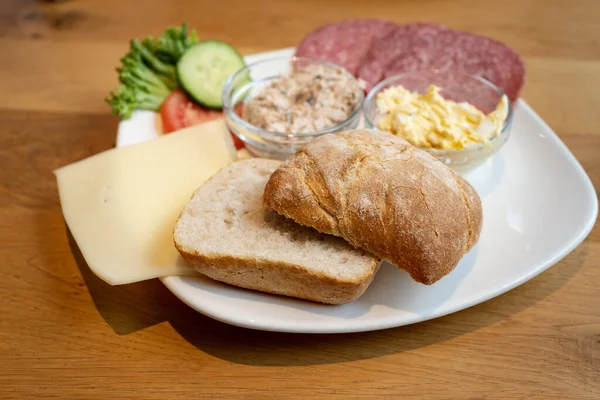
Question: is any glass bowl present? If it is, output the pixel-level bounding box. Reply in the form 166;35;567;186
223;56;364;160
363;70;514;174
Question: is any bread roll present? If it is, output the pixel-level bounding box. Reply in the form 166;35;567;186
174;158;380;304
263;129;482;284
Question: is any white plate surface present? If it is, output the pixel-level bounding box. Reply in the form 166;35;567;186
117;48;597;333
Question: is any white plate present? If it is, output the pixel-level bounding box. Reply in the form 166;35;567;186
117;48;598;333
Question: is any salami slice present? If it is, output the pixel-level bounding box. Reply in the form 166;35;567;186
357;23;451;90
294;19;399;75
382;31;525;101
358;24;525;100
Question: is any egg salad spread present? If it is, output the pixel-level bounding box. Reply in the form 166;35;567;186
376;85;509;150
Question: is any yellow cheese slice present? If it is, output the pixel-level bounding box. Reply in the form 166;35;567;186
55;120;237;285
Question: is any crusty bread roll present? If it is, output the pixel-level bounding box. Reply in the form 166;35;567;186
263;129;483;285
174;158;380;304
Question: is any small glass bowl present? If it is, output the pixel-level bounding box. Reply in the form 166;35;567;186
223;56;364;160
363;70;514;174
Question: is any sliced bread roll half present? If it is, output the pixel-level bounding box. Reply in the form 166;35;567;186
263;129;483;285
174;158;381;304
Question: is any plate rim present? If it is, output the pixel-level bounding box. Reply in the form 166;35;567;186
118;48;598;334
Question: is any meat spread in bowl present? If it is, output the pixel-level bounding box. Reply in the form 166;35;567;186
243;64;364;134
223;56;364;159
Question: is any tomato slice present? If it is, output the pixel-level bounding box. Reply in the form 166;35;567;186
159;89;245;150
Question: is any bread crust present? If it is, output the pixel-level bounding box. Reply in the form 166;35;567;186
264;129;483;285
176;246;381;305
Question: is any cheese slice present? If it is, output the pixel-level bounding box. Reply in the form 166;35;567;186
55;120;237;285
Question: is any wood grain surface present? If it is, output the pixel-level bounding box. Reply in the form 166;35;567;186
1;0;599;398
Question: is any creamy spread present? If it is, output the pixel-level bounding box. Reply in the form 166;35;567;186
376;84;509;150
244;64;363;133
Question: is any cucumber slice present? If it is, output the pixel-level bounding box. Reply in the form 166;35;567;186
177;40;247;109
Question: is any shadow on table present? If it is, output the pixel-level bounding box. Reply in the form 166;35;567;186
66;230;178;334
68;227;589;367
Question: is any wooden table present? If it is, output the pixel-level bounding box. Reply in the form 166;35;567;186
1;0;599;398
